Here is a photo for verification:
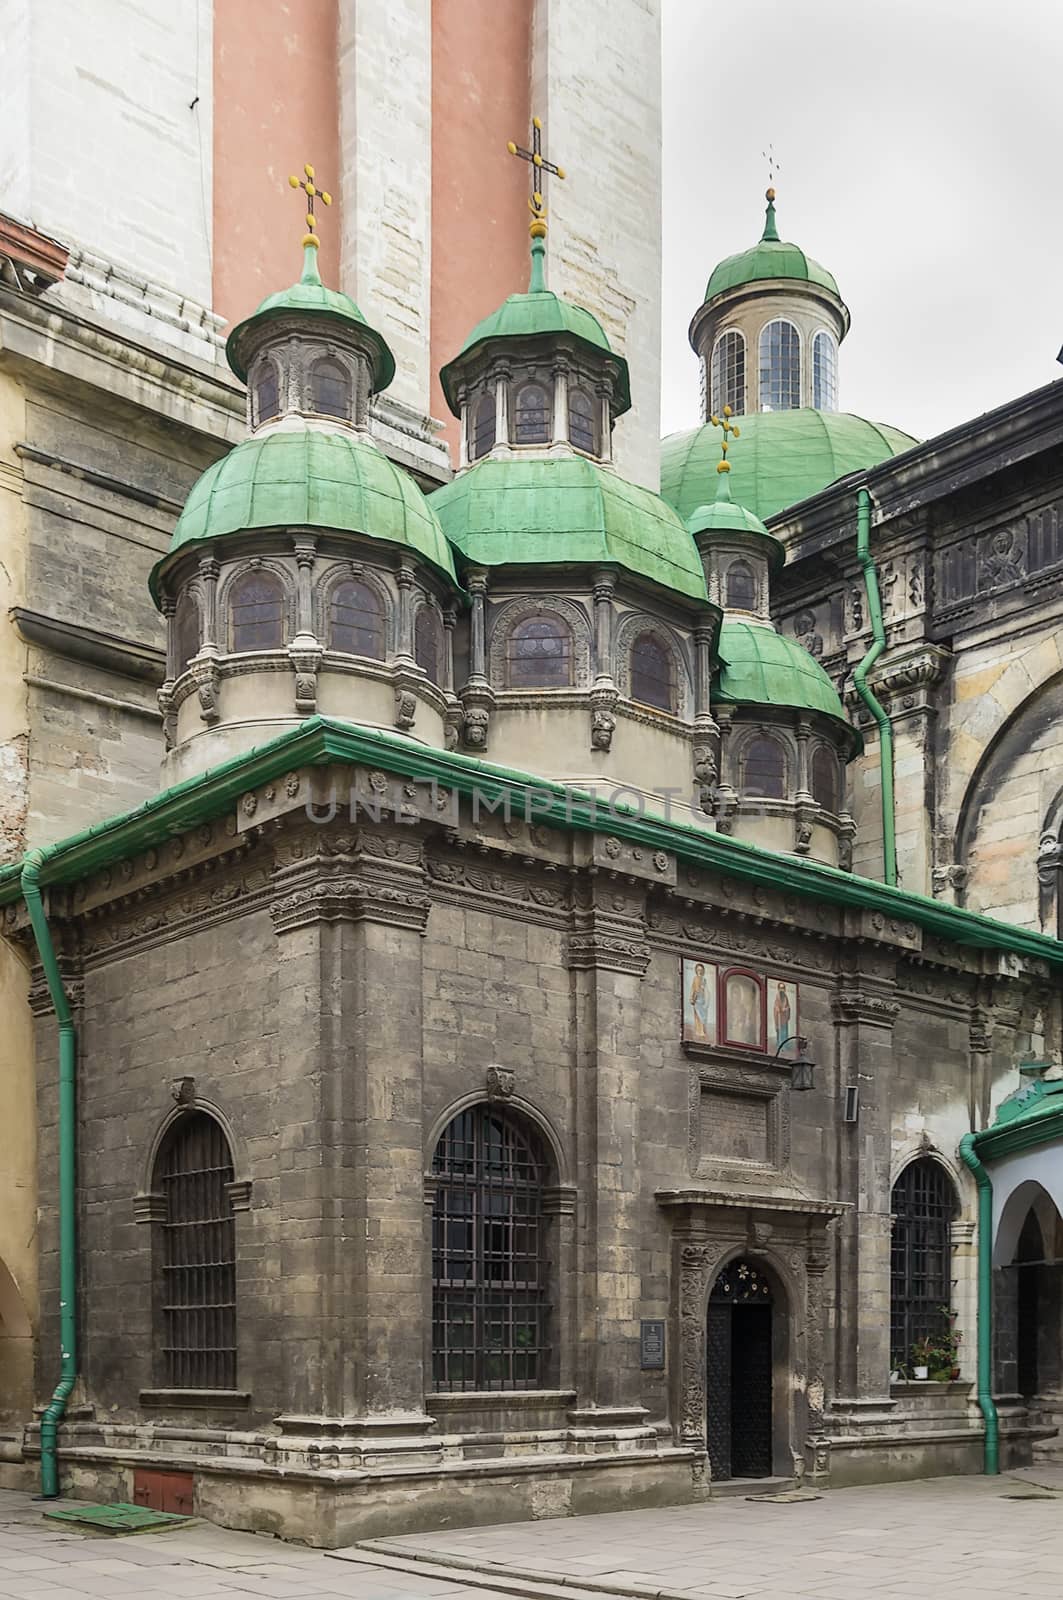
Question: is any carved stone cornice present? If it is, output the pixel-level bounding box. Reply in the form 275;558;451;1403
845;643;952;724
270;835;430;935
830;986;901;1027
425;852;569;925
566;902;650;975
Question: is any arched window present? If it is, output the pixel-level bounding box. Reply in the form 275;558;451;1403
431;1104;549;1391
890;1159;957;1372
328;579;385;659
569;387;598;455
743;735;787;799
812;330;838;411
415;605;444;683
505;613;573;689
173;592;200;674
630;631;674;712
230;571;285;652
758;319;801;412
725;559;757;610
155;1113;237;1390
471;391;496;460
310;357;351;419
811;746;839;812
710;329;746;416
513;382;550;445
254;359;280;424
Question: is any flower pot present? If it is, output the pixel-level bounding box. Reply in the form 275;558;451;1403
913;1364;929;1380
890;1370;902;1383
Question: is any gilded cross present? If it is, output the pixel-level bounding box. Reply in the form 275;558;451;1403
710;404;741;472
288;162;333;247
507;117;565;236
762;143;781;187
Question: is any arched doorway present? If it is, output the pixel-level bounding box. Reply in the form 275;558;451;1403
1015;1207;1044;1400
706;1258;775;1480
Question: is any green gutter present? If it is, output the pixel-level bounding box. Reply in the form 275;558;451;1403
1;717;1061;968
958;1134;1000;1475
854;485;897;886
21;851;77;1498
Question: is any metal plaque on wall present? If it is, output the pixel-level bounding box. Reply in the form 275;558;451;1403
640;1318;666;1370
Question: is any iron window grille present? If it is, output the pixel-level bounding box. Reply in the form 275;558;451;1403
890;1158;956;1367
431;1105;548;1391
158;1112;237;1391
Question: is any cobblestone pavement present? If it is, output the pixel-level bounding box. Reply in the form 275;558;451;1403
1;1474;1062;1600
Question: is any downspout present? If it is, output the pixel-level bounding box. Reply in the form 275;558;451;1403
959;1133;1000;1475
853;485;897;886
21;850;77;1498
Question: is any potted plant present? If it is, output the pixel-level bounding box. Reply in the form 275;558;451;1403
910;1337;932;1381
926;1308;962;1381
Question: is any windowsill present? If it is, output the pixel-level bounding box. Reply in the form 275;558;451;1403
139;1389;252;1410
427;1390;576;1411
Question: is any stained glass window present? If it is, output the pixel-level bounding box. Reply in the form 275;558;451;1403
811;746;839;811
415;605;444;683
506;615;573;688
472;391;496;460
630;632;674;711
725;560;757;610
328;579;385;658
311;358;351;419
569;387;598;454
254;360;280;424
230;571;285;652
743;735;787;799
174;592;200;674
514;383;550;444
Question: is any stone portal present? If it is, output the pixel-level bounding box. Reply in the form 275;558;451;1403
706;1258;774;1480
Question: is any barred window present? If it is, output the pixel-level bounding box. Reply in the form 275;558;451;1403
812;330;838;411
711;330;746;416
758;319;801;412
415;605;444;684
156;1113;236;1391
328;579;385;658
254;360;280;424
725;559;757;610
890;1159;956;1369
811;746;839;811
431;1105;549;1391
311;357;351;419
569;387;598;455
230;571;285;652
630;631;674;712
506;614;573;688
472;391;496;460
514;382;550;444
174;592;200;674
743;735;787;799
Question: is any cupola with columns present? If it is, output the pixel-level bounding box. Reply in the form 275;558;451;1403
151;166;462;782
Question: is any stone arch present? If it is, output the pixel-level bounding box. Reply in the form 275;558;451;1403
731;722;795;800
424;1089;569;1187
487;595;592;690
140;1096;249;1202
995;1176;1063;1268
890;1140;973;1217
614;610;692;718
217;558;296;652
315;562;395;656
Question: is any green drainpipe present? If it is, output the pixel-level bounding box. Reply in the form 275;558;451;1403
853;486;897;887
959;1133;1000;1475
21;850;77;1498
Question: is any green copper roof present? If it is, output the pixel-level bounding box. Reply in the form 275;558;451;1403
704;195;843;304
432;454;708;602
439;236;631;416
971;1068;1063;1161
225;244;396;391
662;409;919;523
151;428;457;602
686;471;783;569
714;619;853;736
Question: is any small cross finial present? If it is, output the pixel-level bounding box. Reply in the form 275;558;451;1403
762;143;781;189
709;404;741;473
507;116;565;241
288;162;333;249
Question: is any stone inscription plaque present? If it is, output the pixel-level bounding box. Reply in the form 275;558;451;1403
700;1087;769;1165
640;1319;666;1370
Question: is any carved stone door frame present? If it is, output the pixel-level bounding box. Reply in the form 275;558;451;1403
658;1189;844;1485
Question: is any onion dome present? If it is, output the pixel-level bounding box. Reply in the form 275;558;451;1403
662;409;918;524
704;190;846;314
432;453;707;602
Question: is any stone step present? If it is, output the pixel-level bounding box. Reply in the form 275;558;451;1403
335;1539;718;1600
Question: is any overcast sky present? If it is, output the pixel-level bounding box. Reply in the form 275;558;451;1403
660;0;1063;443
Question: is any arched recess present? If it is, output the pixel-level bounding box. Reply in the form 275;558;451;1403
487;595;592;690
702;1246;802;1481
951;664;1063;925
992;1176;1063;1403
994;1176;1063;1268
614;610;692;717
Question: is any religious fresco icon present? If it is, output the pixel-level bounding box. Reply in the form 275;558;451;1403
682;959;718;1043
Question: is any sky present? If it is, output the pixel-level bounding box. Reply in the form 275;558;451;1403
660;0;1063;443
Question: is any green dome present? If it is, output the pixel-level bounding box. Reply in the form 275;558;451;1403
225;245;395;391
150;428;457;603
686;474;783;570
703;195;843;306
714;620;854;737
432;454;707;603
662;410;919;524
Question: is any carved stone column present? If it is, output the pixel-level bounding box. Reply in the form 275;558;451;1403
395;561;416;665
461;567;495;752
713;705;739;834
291;536;317;640
552;359;570;446
456;385;469;471
494;363;511;447
877;643;951;896
596;380;612;463
198;555;220;648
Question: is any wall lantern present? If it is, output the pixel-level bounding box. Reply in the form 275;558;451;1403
773;1033;815;1092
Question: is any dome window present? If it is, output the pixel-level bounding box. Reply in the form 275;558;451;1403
506;613;573;689
710;330;746;417
513;382;550;445
471;391;496;461
415;605;444;684
311;357;352;420
569;387;599;455
725;559;757;611
328;579;385;659
630;631;674;713
758;319;800;412
812;331;838;411
811;745;840;812
742;734;787;799
173;591;200;675
254;359;280;424
230;570;286;652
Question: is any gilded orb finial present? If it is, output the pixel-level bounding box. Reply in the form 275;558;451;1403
710;403;741;473
288;161;333;249
508;116;564;242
